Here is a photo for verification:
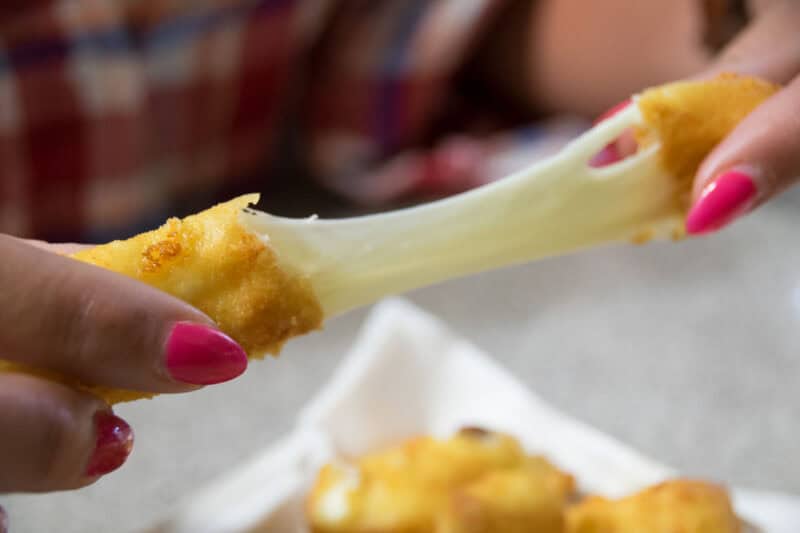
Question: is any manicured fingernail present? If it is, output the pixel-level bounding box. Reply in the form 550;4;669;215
594;99;632;124
589;143;622;167
686;169;757;234
590;100;634;167
165;322;248;385
86;412;134;477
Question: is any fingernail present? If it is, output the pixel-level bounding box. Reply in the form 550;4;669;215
165;322;248;385
86;412;134;477
589;143;622;167
0;505;7;533
686;169;757;234
590;100;633;168
594;98;632;125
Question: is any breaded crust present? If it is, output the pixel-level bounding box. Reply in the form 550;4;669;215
566;479;742;533
636;73;779;214
306;429;575;533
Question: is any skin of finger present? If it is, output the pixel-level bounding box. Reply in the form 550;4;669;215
0;234;209;393
17;238;94;256
0;504;6;533
694;74;800;201
0;373;108;493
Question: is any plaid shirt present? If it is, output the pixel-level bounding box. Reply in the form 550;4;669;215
0;0;587;242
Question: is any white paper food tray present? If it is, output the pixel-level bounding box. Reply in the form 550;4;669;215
149;300;800;533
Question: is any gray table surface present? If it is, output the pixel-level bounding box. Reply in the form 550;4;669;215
5;189;800;533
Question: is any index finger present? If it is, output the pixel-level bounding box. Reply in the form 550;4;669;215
0;236;248;395
685;1;800;233
19;238;93;255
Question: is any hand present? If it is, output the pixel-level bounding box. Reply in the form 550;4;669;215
685;0;800;233
0;235;248;493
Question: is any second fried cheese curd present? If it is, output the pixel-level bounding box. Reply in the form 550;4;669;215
306;428;575;533
439;457;575;533
566;479;743;533
308;431;746;533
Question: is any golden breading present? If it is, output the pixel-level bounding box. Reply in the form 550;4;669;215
306;428;575;533
566;479;742;533
71;194;323;358
0;195;324;404
439;460;572;533
636;73;779;213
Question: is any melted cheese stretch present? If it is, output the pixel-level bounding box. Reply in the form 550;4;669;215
0;75;780;404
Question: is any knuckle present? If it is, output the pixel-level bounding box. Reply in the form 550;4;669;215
29;407;80;490
55;288;102;370
60;285;148;371
31;392;102;492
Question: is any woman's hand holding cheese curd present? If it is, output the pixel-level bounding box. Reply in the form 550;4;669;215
0;236;247;493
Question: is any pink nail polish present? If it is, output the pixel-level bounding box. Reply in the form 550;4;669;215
86;412;134;477
590;100;634;168
594;98;632;125
686;170;757;234
589;143;622;167
165;322;248;385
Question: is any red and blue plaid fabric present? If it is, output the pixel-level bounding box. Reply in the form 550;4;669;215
0;0;588;242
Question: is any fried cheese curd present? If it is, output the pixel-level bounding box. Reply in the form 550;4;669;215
306;428;576;533
308;431;744;533
635;73;779;217
566;479;743;533
0;195;323;404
